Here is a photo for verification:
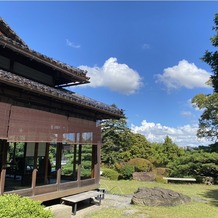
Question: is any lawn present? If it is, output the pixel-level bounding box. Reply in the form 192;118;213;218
87;178;218;218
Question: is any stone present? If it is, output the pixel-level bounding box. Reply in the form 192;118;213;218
131;187;191;207
45;204;72;218
203;176;214;185
132;172;156;181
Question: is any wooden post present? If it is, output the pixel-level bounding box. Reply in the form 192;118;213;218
0;169;6;195
77;144;82;186
44;143;50;184
32;143;38;194
31;169;37;195
0;140;8;194
91;144;97;179
96;143;101;184
73;144;77;179
56;143;62;189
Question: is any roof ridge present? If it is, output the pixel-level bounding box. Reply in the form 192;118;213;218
0;17;28;48
0;34;89;80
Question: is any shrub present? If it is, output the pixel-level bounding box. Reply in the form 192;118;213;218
155;175;167;184
0;194;54;218
153;167;169;176
195;176;204;183
102;168;119;180
114;162;125;172
117;164;135;180
128;158;153;172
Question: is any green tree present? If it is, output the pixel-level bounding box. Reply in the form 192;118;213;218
192;93;218;141
148;142;164;167
129;133;153;160
101;115;131;165
192;14;218;142
168;149;218;179
202;14;218;92
148;136;184;167
161;136;184;166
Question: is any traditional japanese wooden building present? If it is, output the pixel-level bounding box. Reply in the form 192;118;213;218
0;18;123;202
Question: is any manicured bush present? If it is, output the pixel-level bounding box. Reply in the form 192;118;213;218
153;167;169;176
102;168;119;180
128;158;153;172
155;175;167;184
0;194;54;218
117;164;135;180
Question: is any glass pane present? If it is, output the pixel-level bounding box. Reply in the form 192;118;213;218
5;142;32;191
82;132;93;143
49;144;57;184
36;143;54;186
81;144;92;180
61;144;77;183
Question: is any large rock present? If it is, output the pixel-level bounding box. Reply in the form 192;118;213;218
131;187;191;206
132;172;156;181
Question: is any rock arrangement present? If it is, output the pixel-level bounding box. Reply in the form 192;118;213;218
203;176;214;185
131;187;191;207
132;172;156;181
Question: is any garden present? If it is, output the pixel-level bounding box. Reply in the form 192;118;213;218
87;178;218;218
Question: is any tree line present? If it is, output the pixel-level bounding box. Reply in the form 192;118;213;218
101;117;218;181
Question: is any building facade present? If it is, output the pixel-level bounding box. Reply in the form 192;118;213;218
0;18;123;202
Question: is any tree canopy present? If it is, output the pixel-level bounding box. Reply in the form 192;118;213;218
192;14;218;142
202;14;218;92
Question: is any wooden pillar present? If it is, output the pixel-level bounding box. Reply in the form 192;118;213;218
77;144;82;186
31;143;38;194
96;143;101;184
56;143;62;189
2;140;7;168
73;144;77;179
0;169;6;195
44;143;50;184
91;144;97;179
33;143;38;169
31;169;37;195
0;140;8;194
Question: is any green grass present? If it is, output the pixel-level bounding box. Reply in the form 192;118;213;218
87;178;218;218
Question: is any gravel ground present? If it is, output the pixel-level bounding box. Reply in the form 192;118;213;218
72;193;206;218
73;193;136;218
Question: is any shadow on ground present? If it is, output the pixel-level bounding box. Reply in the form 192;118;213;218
202;188;218;206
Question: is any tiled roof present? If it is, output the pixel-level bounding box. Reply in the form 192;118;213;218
0;18;123;118
0;17;28;48
0;69;123;118
0;18;89;83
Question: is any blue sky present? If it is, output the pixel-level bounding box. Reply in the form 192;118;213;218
0;1;217;147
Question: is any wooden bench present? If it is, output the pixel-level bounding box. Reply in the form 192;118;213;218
61;190;103;215
163;177;196;183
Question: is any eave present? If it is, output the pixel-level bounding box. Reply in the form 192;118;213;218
0;35;90;86
0;69;124;120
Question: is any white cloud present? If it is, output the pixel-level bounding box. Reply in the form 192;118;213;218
156;59;211;90
131;120;210;147
79;57;143;95
66;39;80;48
